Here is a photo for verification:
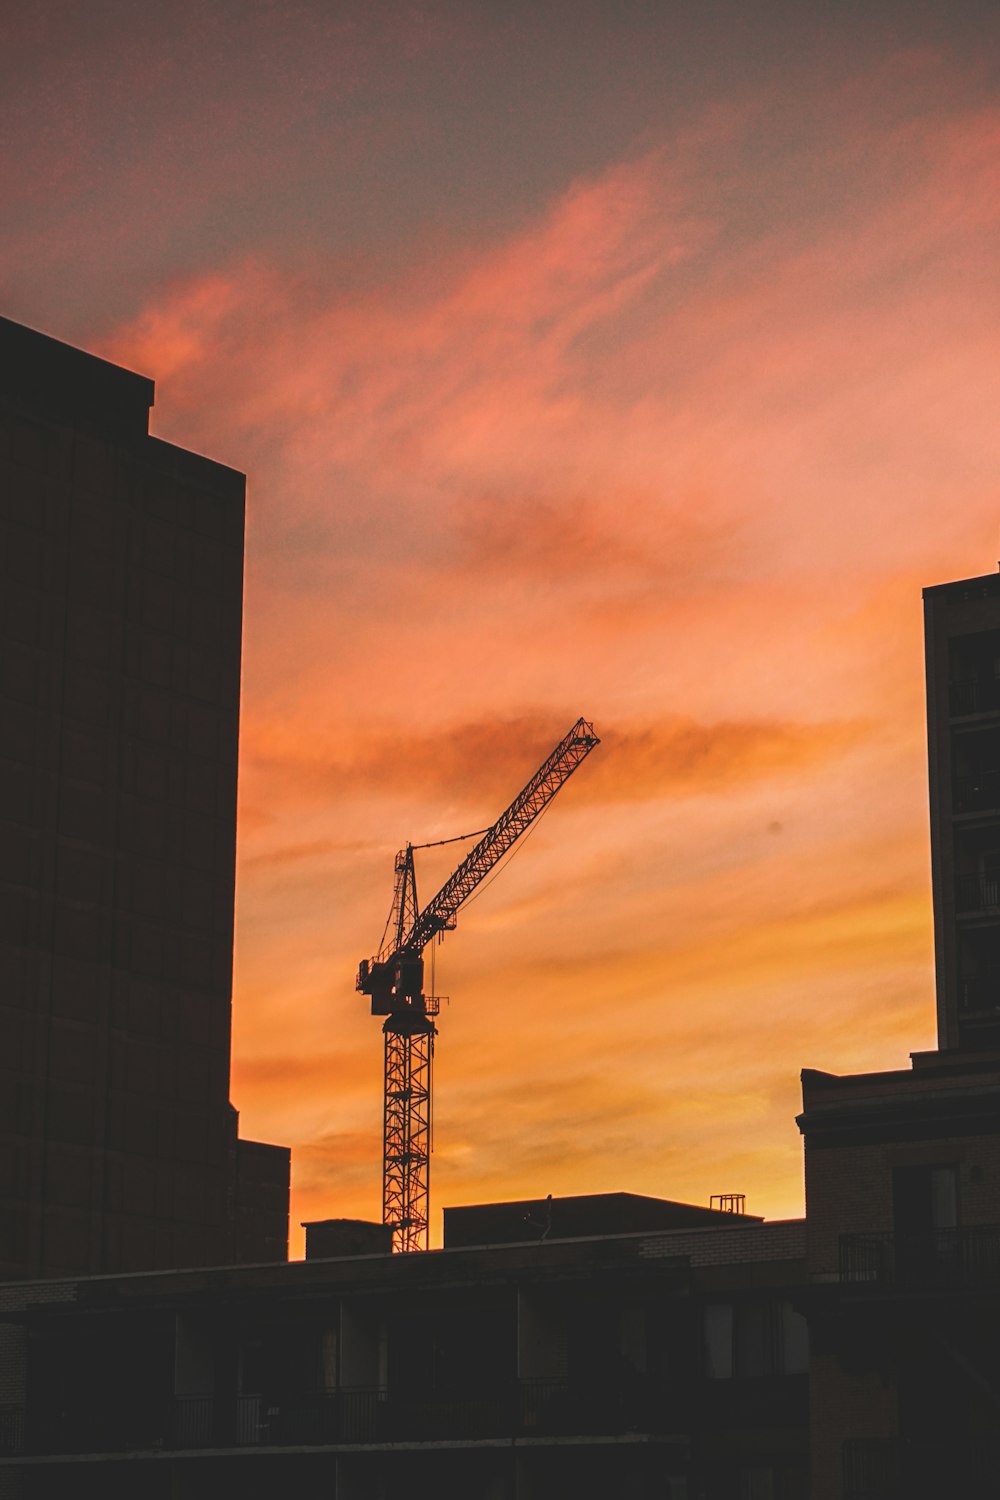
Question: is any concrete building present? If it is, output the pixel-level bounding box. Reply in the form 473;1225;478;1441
0;316;288;1280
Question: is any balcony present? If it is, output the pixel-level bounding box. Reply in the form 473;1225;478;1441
844;1437;1000;1499
950;677;1000;717
954;770;1000;813
839;1226;1000;1289
955;874;1000;915
0;1378;687;1458
0;1407;23;1457
699;1373;807;1429
959;970;1000;1012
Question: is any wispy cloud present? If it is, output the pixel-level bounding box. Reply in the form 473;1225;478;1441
240;710;865;814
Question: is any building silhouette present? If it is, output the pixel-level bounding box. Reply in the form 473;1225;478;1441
0;1193;811;1499
0;317;998;1497
0;317;288;1279
924;570;1000;1050
795;567;1000;1497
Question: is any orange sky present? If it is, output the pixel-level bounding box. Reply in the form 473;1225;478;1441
4;3;1000;1252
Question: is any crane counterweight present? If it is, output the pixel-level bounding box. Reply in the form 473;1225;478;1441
358;716;599;1251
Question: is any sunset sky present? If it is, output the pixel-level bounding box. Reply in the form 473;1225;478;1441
4;1;1000;1252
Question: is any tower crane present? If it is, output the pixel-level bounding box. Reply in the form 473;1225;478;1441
357;717;600;1252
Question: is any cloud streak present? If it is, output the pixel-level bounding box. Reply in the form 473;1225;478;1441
241;711;865;816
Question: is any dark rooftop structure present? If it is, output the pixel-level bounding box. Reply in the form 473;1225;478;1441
0;315;155;439
443;1191;762;1249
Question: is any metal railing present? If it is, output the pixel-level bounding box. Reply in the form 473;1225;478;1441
955;873;1000;914
0;1406;23;1456
173;1394;273;1448
0;1378;685;1457
844;1437;1000;1499
839;1225;1000;1288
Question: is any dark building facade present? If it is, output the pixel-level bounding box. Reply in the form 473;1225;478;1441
0;1198;810;1499
924;569;1000;1050
799;1052;1000;1498
794;566;1000;1498
443;1192;761;1249
0;316;288;1279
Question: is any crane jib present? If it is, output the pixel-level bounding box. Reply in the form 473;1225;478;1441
357;716;599;1253
400;718;599;956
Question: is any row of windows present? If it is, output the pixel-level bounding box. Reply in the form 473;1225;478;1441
0;795;232;878
1;422;242;541
0;416;73;484
0;1074;231;1158
234;1297;809;1395
4;579;238;671
0;1007;227;1089
0;893;233;987
948;630;1000;717
0;1204;232;1278
0;947;231;1042
109;1094;231;1164
0;754;236;835
120;744;236;814
2;638;237;719
3;836;230;921
0;1136;228;1224
36;1026;226;1103
2;845;232;931
4;708;235;794
3;512;241;606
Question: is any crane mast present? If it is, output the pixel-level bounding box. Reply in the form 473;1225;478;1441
357;717;599;1252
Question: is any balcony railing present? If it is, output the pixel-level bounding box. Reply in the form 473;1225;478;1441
0;1406;23;1457
839;1225;1000;1289
954;770;1000;813
0;1378;687;1457
950;677;1000;716
955;874;1000;914
844;1437;1000;1499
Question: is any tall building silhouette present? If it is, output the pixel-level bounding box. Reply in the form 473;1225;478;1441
923;570;1000;1050
795;570;1000;1497
0;316;287;1278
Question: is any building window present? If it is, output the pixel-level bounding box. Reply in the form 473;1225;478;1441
704;1302;734;1378
741;1467;775;1500
703;1299;808;1378
892;1164;958;1234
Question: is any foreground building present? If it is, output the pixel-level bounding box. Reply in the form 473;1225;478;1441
0;317;288;1279
795;568;1000;1498
0;1194;809;1499
800;1051;1000;1497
